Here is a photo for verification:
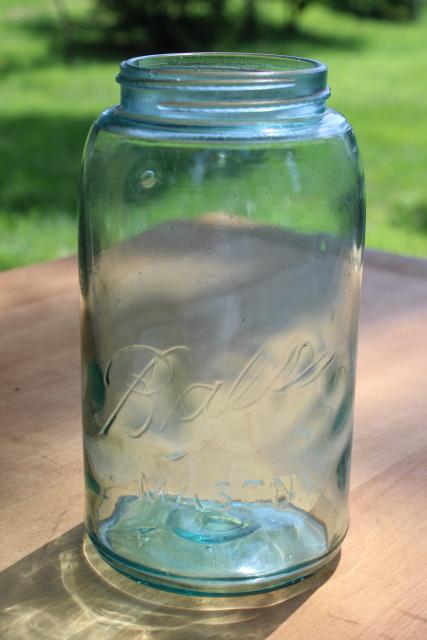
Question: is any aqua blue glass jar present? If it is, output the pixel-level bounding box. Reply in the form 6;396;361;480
79;53;365;595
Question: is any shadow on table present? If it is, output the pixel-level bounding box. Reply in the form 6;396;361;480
0;524;339;639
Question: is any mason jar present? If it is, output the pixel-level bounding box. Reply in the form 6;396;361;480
79;53;365;595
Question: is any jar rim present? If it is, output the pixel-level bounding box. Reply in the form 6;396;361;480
116;52;330;126
118;52;327;87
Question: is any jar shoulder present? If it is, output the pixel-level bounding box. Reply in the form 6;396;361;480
90;106;354;145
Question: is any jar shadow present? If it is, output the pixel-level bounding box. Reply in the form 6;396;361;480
0;524;340;639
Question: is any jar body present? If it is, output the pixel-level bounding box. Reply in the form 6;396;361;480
79;57;364;595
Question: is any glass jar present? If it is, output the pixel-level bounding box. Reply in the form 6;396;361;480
79;53;365;595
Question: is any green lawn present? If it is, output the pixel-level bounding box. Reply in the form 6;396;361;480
1;0;426;270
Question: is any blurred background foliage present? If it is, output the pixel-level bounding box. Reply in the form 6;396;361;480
1;0;426;270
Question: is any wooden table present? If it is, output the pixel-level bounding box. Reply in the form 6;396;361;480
0;252;426;639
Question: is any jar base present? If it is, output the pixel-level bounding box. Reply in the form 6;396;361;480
87;495;345;596
88;531;342;596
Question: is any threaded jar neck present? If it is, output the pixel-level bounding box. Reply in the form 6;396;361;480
117;52;330;126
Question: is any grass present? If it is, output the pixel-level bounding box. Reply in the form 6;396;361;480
1;0;426;270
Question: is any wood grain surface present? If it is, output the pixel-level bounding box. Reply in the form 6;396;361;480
0;252;426;639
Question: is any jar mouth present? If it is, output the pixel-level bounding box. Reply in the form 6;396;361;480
118;52;326;88
116;52;330;126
